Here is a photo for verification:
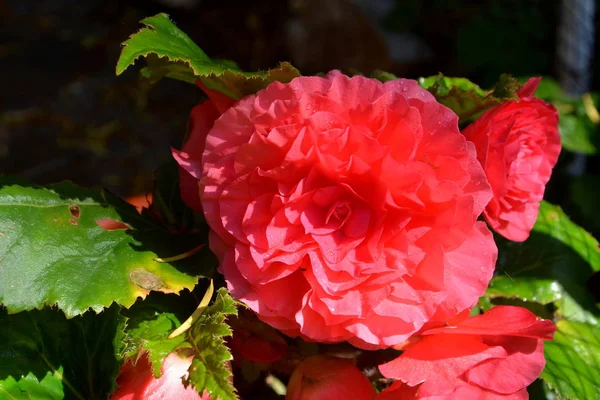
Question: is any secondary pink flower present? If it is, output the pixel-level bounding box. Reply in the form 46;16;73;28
111;352;210;400
463;78;561;242
286;355;376;400
378;306;555;399
175;71;497;348
174;84;235;214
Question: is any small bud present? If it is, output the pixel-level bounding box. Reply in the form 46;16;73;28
286;355;376;400
111;351;210;400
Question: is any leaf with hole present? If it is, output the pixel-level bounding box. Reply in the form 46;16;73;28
0;177;209;317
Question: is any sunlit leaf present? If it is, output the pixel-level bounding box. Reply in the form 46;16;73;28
485;201;600;399
418;73;519;122
542;320;600;400
0;177;206;317
120;288;237;399
116;13;300;99
185;288;238;400
487;202;600;324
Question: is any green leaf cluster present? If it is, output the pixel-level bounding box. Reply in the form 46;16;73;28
0;175;236;398
186;289;238;399
121;289;238;399
484;201;600;399
418;73;520;122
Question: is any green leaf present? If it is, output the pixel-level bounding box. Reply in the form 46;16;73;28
186;288;237;400
541;320;600;400
0;372;64;400
557;96;600;154
371;70;398;83
490;74;521;100
529;76;562;101
140;54;198;85
419;75;488;97
487;201;600;323
115;13;212;74
121;292;196;377
418;73;519;122
559;113;597;154
120;288;237;399
116;13;300;99
530;79;600;154
0;306;126;400
0;177;206;317
485;201;600;399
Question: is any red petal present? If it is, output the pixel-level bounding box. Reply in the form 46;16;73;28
96;219;131;231
451;384;529;400
173;100;221;180
111;352;209;400
178;165;204;214
124;194;152;213
378;334;507;395
111;354;153;399
195;80;236;113
376;381;420;400
287;355;377;400
423;306;555;340
517;77;541;98
173;100;222;214
230;327;287;363
466;337;545;394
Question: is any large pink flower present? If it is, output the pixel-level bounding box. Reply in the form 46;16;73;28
175;72;497;348
463;78;561;242
378;306;555;399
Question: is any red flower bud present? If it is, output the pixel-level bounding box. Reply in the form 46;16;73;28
286;355;376;400
463;77;561;242
111;352;210;400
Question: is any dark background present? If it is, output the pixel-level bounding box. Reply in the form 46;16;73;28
0;0;598;198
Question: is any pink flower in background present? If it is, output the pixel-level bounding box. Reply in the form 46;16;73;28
463;78;561;242
111;352;210;400
175;71;497;348
286;355;376;400
378;306;555;399
174;82;236;215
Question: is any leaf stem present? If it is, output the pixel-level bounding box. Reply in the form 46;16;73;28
154;244;204;263
168;279;214;339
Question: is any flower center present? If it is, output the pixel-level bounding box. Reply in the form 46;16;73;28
326;201;352;226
